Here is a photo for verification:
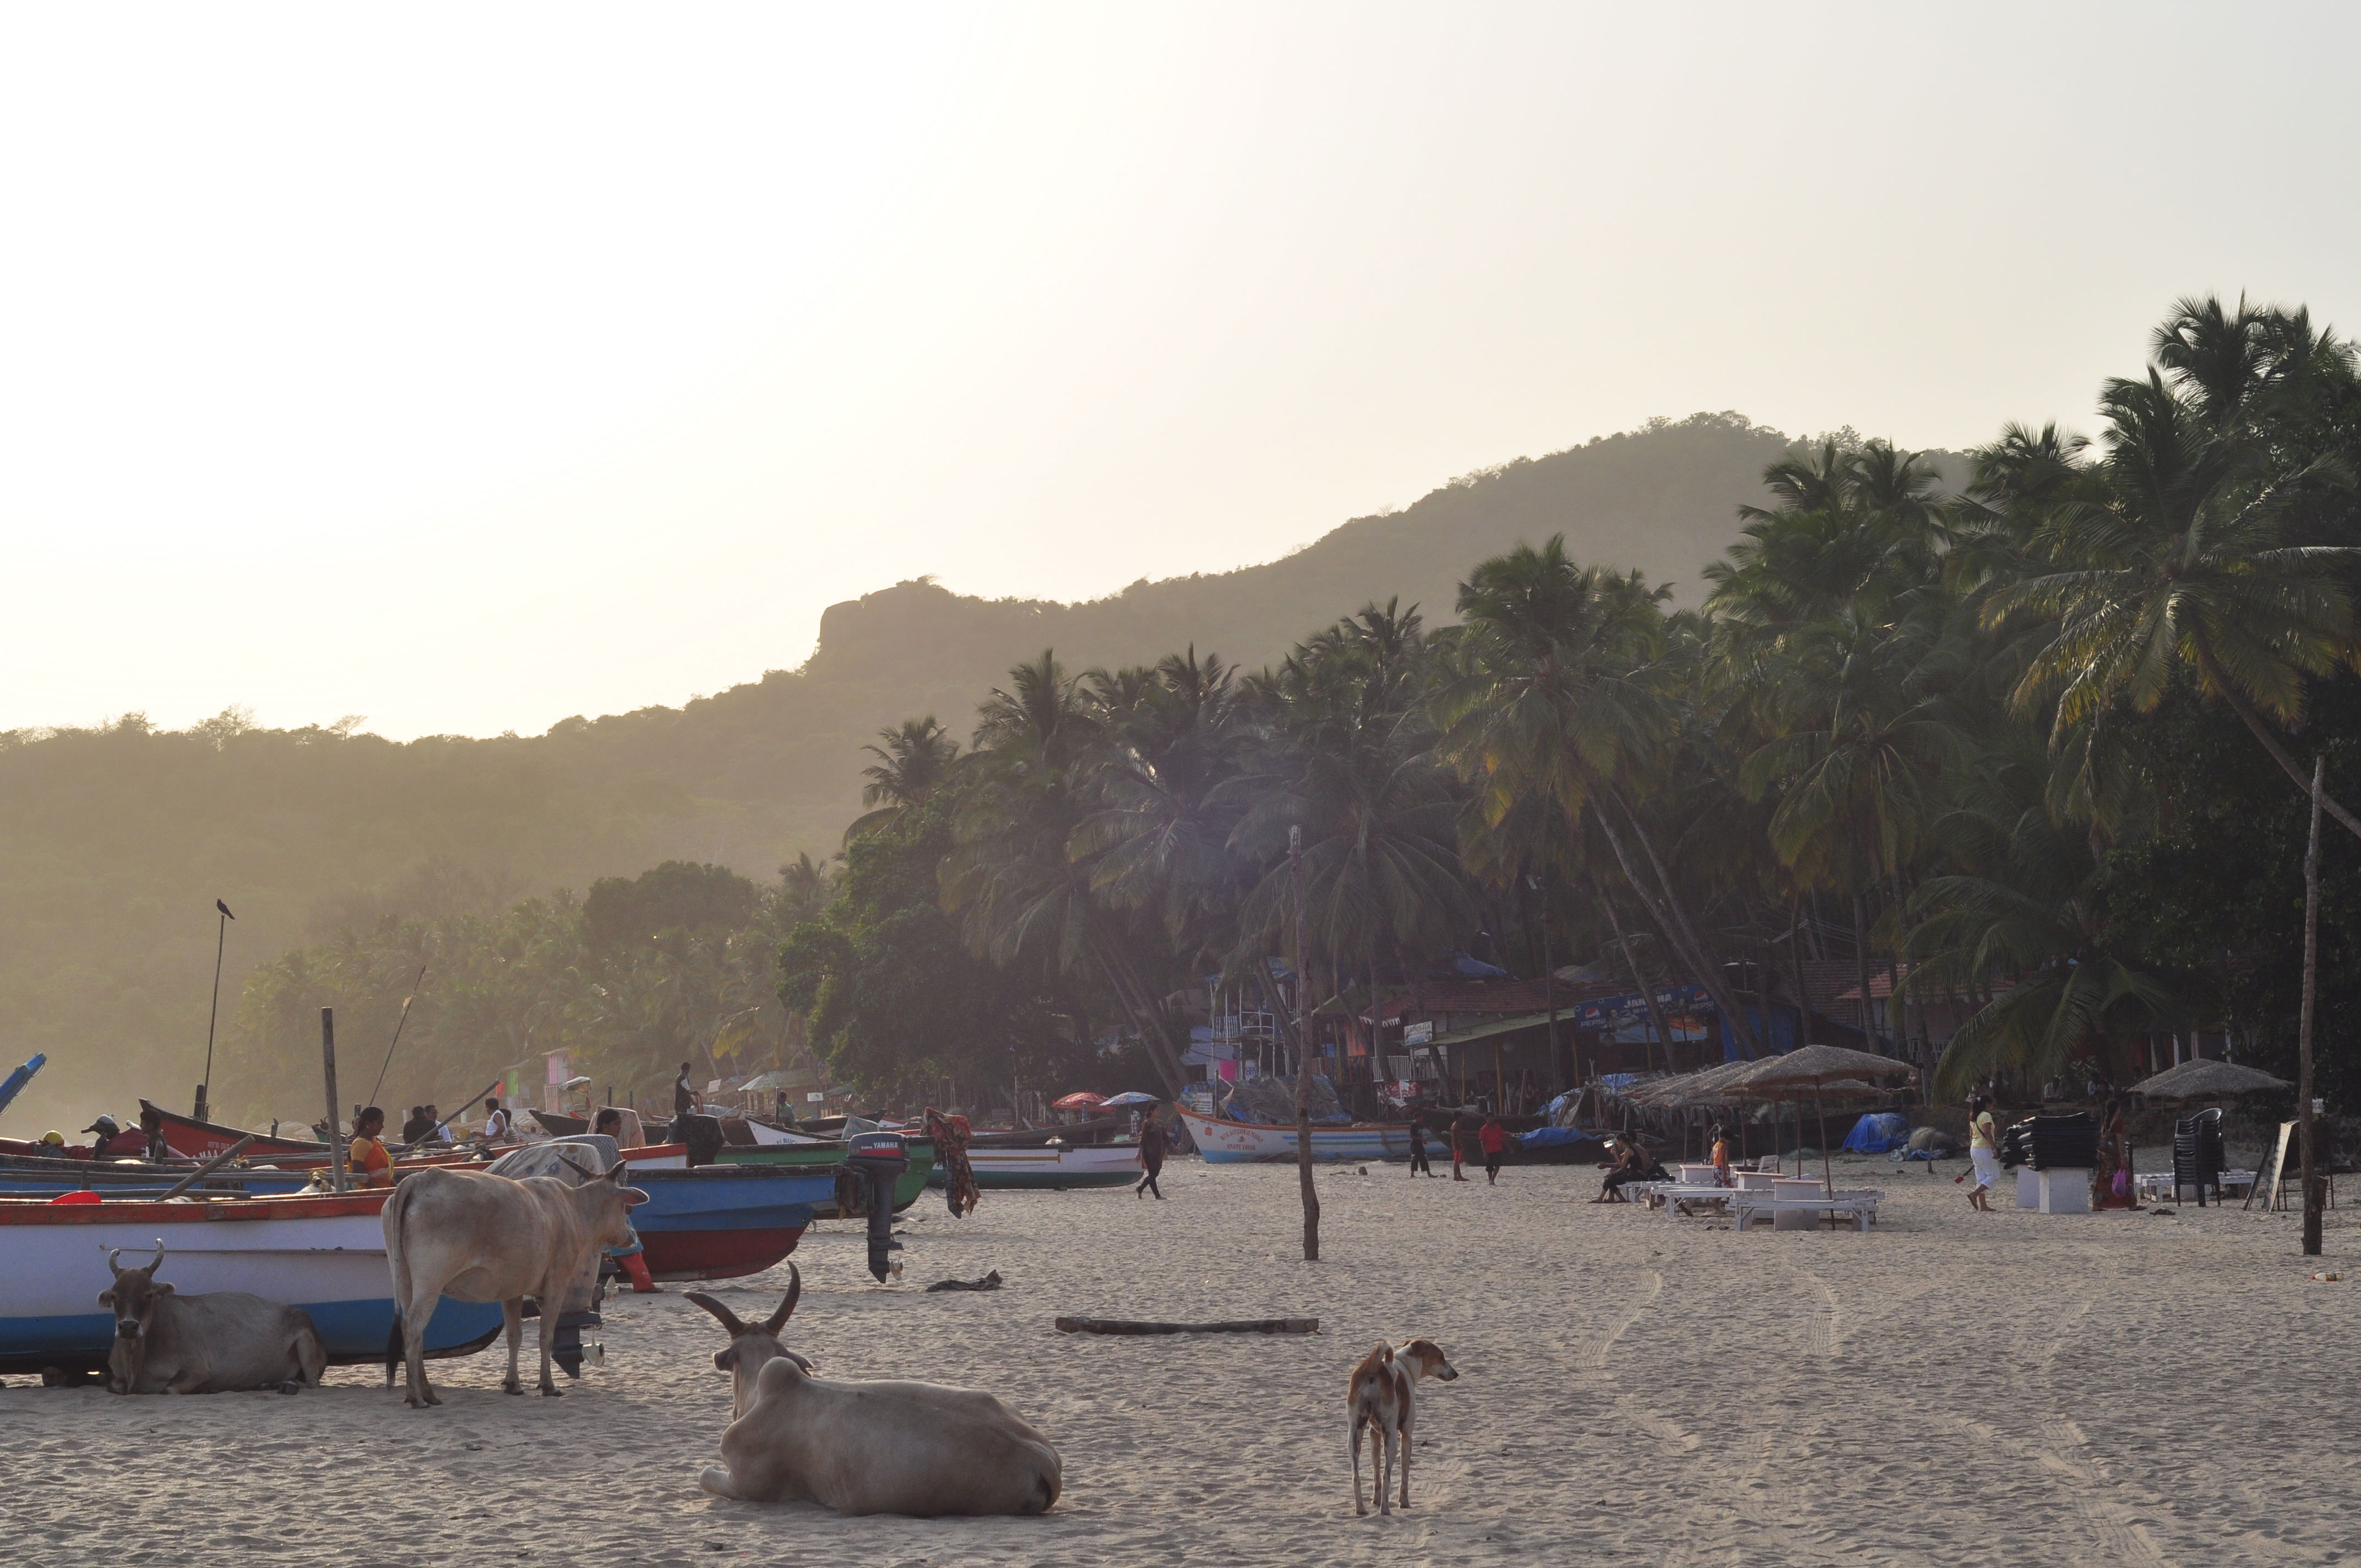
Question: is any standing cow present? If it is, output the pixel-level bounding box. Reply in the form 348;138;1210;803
98;1243;329;1395
381;1163;646;1407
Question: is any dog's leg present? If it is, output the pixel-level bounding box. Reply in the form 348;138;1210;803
1399;1393;1415;1508
1375;1409;1395;1515
1350;1408;1367;1515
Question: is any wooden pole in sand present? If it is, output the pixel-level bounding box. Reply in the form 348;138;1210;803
2300;755;2324;1257
321;1008;349;1194
1291;826;1319;1262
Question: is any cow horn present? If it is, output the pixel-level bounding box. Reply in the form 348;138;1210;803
684;1292;749;1338
149;1239;165;1273
762;1263;799;1334
107;1246;125;1276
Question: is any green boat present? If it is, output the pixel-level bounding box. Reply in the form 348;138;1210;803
714;1137;936;1216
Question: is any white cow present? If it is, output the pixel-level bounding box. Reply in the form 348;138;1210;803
691;1264;1061;1516
381;1163;646;1407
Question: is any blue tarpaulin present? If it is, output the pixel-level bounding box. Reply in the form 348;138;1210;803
1841;1112;1911;1153
1518;1126;1607;1150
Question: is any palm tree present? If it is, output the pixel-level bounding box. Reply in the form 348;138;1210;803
943;651;1190;1093
1907;757;2185;1099
1435;538;1766;1054
842;717;959;842
1989;351;2361;838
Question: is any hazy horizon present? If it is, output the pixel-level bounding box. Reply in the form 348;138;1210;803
8;2;2361;741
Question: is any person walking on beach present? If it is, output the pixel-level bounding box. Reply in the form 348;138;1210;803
1134;1107;1169;1199
1478;1115;1508;1184
1967;1095;2000;1211
1448;1114;1472;1180
1407;1114;1434;1177
348;1106;395;1189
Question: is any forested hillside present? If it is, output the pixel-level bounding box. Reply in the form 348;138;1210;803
0;413;1798;1129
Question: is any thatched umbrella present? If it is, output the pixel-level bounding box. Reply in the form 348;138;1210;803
1726;1044;1919;1194
2128;1059;2288;1102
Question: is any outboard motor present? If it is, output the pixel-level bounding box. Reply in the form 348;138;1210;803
846;1131;908;1283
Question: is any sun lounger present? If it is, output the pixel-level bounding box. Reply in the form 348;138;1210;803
1646;1183;1738;1215
1732;1190;1884;1232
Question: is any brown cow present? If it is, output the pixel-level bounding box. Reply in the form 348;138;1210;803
98;1243;329;1395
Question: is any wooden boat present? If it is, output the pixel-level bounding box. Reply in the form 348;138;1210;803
928;1140;1143;1190
139;1099;328;1160
1176;1108;1416;1163
612;1162;839;1283
713;1136;936;1215
0;1189;505;1376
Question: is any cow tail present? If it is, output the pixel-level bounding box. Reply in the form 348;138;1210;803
383;1180;417;1381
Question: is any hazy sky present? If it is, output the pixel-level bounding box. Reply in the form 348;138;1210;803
6;3;2359;739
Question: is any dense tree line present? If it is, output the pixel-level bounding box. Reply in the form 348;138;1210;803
784;297;2361;1112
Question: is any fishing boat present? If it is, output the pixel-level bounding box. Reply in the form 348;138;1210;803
618;1164;839;1282
139;1099;329;1161
1175;1108;1416;1163
0;1189;504;1377
713;1136;937;1215
928;1140;1143;1190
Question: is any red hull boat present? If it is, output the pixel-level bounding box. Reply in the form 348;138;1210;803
141;1100;331;1159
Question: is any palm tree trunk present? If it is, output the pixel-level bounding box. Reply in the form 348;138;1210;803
1598;883;1674;1074
1885;870;1912;1066
1853;892;1878;1050
1086;932;1186;1096
1593;797;1765;1057
1290;826;1320;1263
2190;630;2361;841
1787;894;1813;1048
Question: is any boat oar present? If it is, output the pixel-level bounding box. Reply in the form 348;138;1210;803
160;1135;257;1200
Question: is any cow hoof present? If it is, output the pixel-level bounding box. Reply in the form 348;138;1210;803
501;1381;525;1396
540;1384;563;1397
278;1381;302;1396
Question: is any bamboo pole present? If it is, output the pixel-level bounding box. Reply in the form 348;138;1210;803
2300;755;2324;1257
320;1008;349;1194
1290;826;1319;1262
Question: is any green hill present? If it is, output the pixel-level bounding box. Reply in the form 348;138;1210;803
0;412;1799;1131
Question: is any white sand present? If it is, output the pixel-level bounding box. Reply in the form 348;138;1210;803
6;1158;2356;1566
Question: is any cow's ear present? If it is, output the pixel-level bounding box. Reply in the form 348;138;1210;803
713;1346;737;1371
155;1282;175;1295
97;1290;115;1309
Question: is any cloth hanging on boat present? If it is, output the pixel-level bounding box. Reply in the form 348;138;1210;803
925;1107;980;1218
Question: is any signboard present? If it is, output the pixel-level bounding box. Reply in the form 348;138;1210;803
2246;1119;2295;1212
1403;1020;1434;1047
1571;984;1711;1030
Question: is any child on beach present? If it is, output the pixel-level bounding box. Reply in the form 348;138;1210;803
1709;1125;1732;1185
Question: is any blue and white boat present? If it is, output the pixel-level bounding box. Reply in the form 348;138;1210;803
1177;1108;1417;1163
0;1189;503;1377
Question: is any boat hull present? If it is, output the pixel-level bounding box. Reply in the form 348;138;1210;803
0;1191;503;1374
715;1137;935;1215
1176;1110;1415;1163
928;1142;1143;1189
141;1100;329;1161
624;1166;835;1282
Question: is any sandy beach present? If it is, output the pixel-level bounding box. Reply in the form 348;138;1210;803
5;1157;2355;1567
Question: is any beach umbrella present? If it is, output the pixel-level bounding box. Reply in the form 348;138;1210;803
1098;1091;1160;1109
1051;1092;1107;1112
1726;1045;1919;1195
2128;1059;2288;1102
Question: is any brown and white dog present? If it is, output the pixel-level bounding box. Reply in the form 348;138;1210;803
1347;1337;1459;1516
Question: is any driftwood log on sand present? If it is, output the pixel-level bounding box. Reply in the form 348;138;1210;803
1054;1316;1318;1336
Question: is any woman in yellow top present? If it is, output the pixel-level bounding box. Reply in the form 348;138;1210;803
1966;1096;2000;1211
347;1105;396;1189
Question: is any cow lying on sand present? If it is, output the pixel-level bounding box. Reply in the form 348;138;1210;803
686;1266;813;1419
99;1243;328;1395
382;1162;646;1407
691;1265;1062;1516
